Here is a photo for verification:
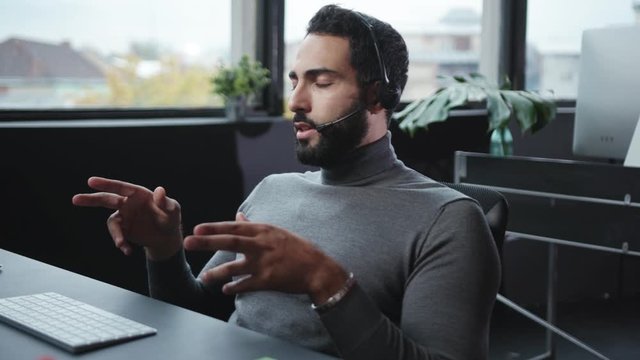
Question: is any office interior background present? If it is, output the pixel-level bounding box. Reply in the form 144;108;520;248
0;0;639;358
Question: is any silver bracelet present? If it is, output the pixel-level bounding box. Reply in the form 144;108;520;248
311;272;356;313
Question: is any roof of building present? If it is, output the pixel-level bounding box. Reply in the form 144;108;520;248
0;37;104;79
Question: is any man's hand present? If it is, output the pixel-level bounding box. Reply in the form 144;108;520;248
184;213;349;304
72;176;183;260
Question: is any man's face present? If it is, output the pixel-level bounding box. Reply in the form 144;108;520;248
288;34;369;168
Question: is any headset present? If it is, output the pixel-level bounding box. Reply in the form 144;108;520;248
353;12;402;110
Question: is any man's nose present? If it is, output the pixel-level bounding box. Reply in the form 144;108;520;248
288;84;310;114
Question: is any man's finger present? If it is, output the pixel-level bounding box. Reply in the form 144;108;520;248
193;221;263;237
236;212;249;222
72;193;125;209
222;275;262;295
87;176;146;197
107;212;132;255
200;259;250;284
184;234;262;252
153;186;177;212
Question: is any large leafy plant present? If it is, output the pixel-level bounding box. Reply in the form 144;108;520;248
392;73;557;152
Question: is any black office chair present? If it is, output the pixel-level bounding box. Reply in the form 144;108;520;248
443;182;610;360
442;182;508;255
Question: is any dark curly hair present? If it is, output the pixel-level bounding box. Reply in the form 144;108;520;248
306;4;409;114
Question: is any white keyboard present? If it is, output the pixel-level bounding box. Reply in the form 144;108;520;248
0;292;157;353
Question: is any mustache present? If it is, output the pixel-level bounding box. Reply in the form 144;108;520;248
292;113;317;129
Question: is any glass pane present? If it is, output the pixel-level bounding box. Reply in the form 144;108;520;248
284;0;483;108
526;0;638;99
0;0;231;109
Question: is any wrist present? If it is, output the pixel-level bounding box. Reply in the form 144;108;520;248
145;237;183;261
311;272;356;313
308;262;350;305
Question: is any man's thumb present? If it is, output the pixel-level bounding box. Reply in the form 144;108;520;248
153;186;173;211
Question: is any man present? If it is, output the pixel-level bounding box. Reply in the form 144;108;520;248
73;5;500;359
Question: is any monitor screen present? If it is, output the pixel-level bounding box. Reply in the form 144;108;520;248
573;25;640;160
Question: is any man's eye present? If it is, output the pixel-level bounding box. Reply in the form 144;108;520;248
316;83;332;88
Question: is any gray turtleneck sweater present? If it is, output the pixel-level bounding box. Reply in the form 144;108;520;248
147;133;500;359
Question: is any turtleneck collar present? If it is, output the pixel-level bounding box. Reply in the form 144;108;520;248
320;131;399;185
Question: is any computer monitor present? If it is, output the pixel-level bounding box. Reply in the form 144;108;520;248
572;25;640;160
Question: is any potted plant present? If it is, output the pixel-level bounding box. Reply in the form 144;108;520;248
211;54;271;121
392;73;557;156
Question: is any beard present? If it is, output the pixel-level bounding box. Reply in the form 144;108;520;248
294;102;368;168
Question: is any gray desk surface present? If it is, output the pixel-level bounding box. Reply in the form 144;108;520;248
0;249;336;360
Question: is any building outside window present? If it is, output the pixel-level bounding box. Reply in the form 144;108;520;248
0;0;231;109
525;0;639;99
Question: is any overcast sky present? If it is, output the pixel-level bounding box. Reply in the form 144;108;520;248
0;0;636;55
0;0;231;54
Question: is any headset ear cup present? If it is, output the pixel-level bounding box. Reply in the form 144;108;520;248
354;12;401;110
378;83;401;109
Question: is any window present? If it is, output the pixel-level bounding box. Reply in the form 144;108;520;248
284;0;483;107
525;0;639;99
0;0;231;109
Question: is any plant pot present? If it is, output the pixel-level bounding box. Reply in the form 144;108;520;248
225;96;247;121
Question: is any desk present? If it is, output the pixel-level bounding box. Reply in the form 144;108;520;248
0;249;336;360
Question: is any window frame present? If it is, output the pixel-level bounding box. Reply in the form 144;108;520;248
511;0;577;107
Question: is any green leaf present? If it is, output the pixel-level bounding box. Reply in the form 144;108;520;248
466;85;487;102
392;98;426;120
406;96;434;124
416;90;451;128
466;73;492;88
444;84;468;110
398;97;433;134
486;89;511;131
519;91;557;133
502;90;537;134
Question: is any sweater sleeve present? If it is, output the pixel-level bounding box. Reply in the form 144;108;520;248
145;178;264;321
318;199;501;360
146;249;236;320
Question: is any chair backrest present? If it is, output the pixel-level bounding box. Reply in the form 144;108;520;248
442;182;509;252
443;182;613;359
